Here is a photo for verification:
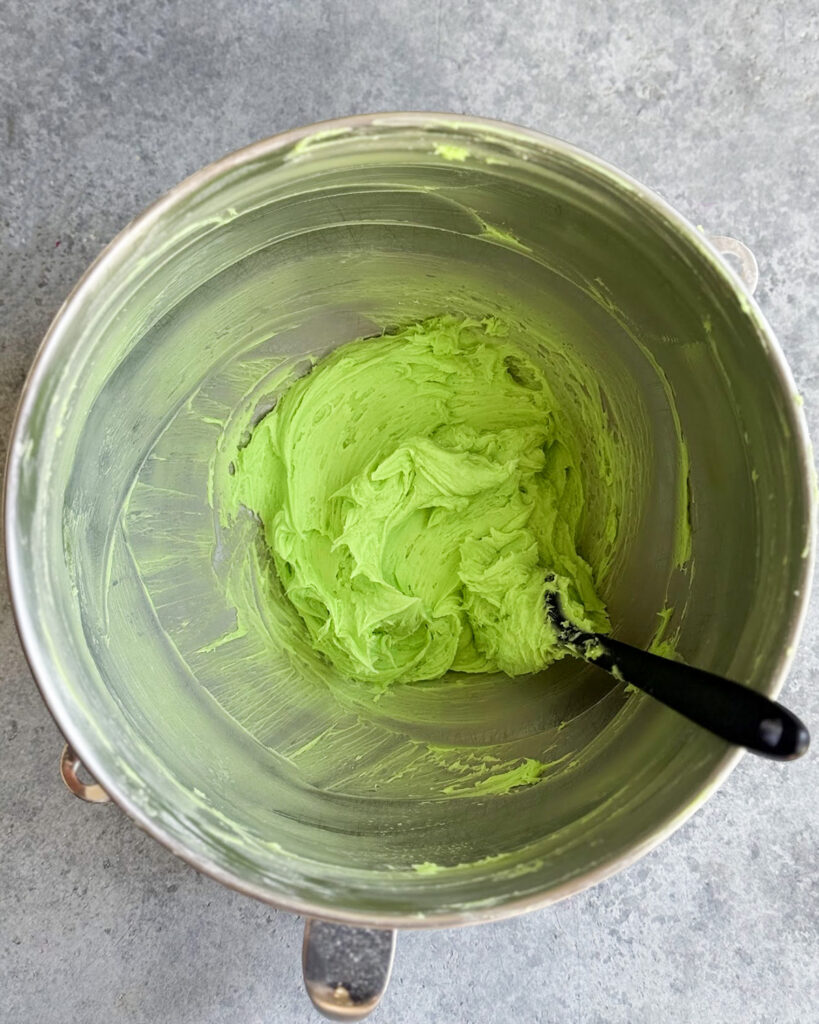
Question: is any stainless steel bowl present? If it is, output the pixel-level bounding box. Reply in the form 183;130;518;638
5;113;814;1018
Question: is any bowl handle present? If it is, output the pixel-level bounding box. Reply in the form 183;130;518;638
707;234;759;294
59;743;111;803
302;918;396;1021
58;745;395;1019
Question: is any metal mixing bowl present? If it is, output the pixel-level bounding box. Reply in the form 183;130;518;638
5;113;814;1015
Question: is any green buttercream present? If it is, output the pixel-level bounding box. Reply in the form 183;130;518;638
230;315;611;687
442;756;548;795
433;142;471;162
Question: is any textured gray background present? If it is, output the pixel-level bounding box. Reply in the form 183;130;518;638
2;1;818;1021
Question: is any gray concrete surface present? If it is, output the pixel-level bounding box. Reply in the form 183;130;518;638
2;1;818;1021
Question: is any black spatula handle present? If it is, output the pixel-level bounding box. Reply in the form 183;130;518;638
582;634;809;761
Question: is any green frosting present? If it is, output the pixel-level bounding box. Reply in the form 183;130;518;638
230;315;610;687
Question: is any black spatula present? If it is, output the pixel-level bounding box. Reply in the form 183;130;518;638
544;582;809;761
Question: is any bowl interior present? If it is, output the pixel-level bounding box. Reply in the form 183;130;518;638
8;117;812;922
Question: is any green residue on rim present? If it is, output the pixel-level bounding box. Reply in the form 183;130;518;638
433;142;470;162
194;622;247;655
478;218;533;253
412;850;544;877
648;604;681;660
674;438;693;569
412;860;444;875
288;127;354;158
441;756;548;796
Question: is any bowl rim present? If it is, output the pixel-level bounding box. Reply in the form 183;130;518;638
5;110;816;929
